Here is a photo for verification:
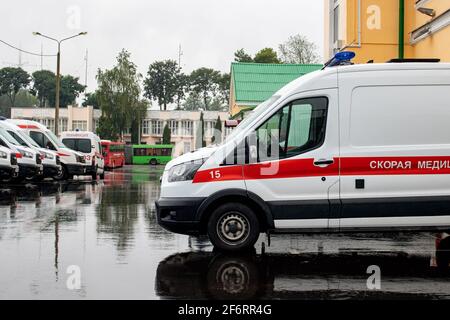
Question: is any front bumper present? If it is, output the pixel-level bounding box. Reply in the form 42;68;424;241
85;164;97;174
19;163;43;178
156;197;206;236
0;165;19;178
66;163;87;175
43;164;62;177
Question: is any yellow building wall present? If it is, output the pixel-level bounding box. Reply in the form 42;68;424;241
410;0;450;62
326;0;450;63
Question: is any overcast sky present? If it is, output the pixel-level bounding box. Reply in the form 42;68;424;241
0;0;324;94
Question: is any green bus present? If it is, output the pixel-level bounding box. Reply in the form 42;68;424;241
131;144;173;165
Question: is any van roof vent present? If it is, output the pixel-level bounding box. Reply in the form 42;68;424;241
387;58;440;63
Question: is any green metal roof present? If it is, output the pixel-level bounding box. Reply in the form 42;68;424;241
231;62;323;104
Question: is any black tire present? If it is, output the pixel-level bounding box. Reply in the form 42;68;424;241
207;203;260;252
53;165;68;181
436;236;450;272
206;254;259;300
150;159;158;166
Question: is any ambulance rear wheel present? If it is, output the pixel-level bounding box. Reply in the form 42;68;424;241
207;203;260;252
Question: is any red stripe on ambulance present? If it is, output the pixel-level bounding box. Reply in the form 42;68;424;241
192;156;450;184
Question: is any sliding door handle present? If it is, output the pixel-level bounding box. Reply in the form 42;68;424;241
314;159;334;167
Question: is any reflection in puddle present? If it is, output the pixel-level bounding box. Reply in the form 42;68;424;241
0;165;449;299
157;245;450;300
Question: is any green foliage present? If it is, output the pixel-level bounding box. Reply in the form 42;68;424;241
234;49;253;62
56;75;86;107
217;73;230;106
144;60;183;111
189;68;221;111
30;70;85;108
96;49;144;141
83;91;100;108
211;115;222;144
279;34;320;64
254;48;281;64
162;123;171;145
0;89;38;117
31;70;55;107
0;67;31;108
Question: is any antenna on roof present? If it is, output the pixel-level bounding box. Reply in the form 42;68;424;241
322;51;356;69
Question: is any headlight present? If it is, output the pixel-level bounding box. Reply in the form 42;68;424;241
76;155;85;163
0;151;7;159
41;152;55;160
18;149;33;158
168;160;204;182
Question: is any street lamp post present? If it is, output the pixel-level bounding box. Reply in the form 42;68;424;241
32;32;87;135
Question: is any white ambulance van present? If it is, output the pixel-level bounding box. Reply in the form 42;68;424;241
60;131;105;180
9;120;86;180
0;145;19;181
156;54;450;251
0;126;43;181
1;119;61;180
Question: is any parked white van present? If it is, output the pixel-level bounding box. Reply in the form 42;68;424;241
60;131;105;180
1;119;61;180
156;55;450;251
0;145;19;181
0;126;43;181
9;120;86;180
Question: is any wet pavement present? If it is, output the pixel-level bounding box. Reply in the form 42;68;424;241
0;165;449;300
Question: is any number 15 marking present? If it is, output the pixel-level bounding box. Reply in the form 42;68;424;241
209;170;221;179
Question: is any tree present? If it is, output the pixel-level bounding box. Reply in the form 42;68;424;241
0;89;37;117
234;49;253;62
253;48;281;64
279;34;320;64
130;99;148;144
196;112;205;149
83;91;100;109
175;73;189;110
96;49;144;141
211;115;222;144
31;71;85;108
162;123;171;145
31;70;55;107
144;60;182;110
189;68;221;111
217;73;231;106
57;75;86;107
0;67;31;108
182;91;203;111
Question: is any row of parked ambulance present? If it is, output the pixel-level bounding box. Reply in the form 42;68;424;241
0;117;105;183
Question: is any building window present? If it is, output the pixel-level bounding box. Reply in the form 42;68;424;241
93;119;99;132
225;126;234;137
205;121;215;138
183;141;191;154
60;118;68;132
168;120;179;136
151;120;162;136
181;120;193;136
142;120;150;135
72;120;87;131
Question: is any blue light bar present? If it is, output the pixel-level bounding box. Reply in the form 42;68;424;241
323;51;356;68
335;51;356;61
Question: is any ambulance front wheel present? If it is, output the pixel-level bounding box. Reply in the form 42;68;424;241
207;203;260;252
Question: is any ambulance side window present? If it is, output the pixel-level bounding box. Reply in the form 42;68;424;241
256;97;328;161
30;131;45;148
